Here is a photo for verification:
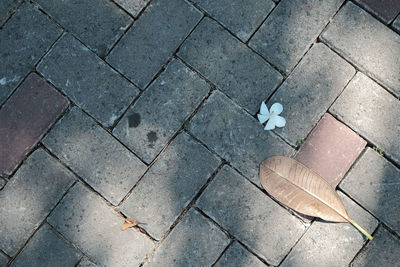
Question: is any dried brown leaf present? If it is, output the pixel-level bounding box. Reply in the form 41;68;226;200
121;218;139;231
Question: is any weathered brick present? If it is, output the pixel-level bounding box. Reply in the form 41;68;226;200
48;183;154;266
77;258;97;267
0;251;8;267
113;0;150;17
42;107;147;205
189;90;294;187
0;2;62;105
0;149;75;256
249;0;343;73
350;226;400;267
0;73;69;177
33;0;132;56
354;0;400;24
113;59;210;163
144;208;229;267
281;191;378;267
295;113;366;187
10;224;81;267
107;0;202;89
393;15;400;32
197;166;305;265
178;17;282;114
321;2;400;97
121;132;220;239
214;241;266;267
268;43;355;146
37;34;139;127
0;178;5;190
340;148;400;235
193;0;275;41
0;0;22;26
330;73;400;165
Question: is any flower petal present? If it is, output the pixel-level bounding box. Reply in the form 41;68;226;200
257;114;269;124
270;103;283;115
264;116;276;130
260;101;269;116
275;116;286;127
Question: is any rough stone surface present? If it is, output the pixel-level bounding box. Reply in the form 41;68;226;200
113;59;210;163
249;0;344;73
354;0;400;24
394;16;400;32
189;90;294;187
144;208;229;267
197;166;306;265
0;0;22;26
0;251;8;267
0;73;69;177
295;113;366;187
42;107;147;205
281;191;378;267
321;2;400;97
340;148;400;235
77;258;98;267
0;178;5;190
10;224;81;267
33;0;132;56
330;73;400;165
37;34;139;127
113;0;150;17
0;2;62;105
0;149;75;256
193;0;275;41
268;43;355;146
107;0;202;89
214;241;266;267
121;132;220;240
178;17;282;114
48;183;154;267
351;226;400;267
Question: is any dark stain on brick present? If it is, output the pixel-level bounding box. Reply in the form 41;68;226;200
128;113;141;128
147;131;158;148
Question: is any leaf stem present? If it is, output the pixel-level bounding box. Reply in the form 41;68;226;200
348;219;373;240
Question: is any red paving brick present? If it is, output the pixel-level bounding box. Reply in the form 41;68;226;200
0;73;69;177
355;0;400;24
295;113;366;188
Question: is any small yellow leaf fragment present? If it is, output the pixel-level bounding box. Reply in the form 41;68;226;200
121;218;139;231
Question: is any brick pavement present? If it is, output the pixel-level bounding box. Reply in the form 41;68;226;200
1;0;399;266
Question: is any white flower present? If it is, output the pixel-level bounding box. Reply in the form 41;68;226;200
257;102;286;130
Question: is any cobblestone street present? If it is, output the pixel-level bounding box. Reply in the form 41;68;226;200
1;0;399;266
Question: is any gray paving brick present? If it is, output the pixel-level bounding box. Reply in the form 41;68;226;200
197;166;306;265
350;226;400;267
48;183;154;267
0;2;62;105
281;191;378;267
42;107;147;205
33;0;132;56
321;2;400;97
113;0;150;17
193;0;275;41
178;17;282;114
10;224;81;267
107;0;202;89
340;148;400;235
0;149;75;256
0;0;22;26
113;59;210;163
249;0;343;74
144;208;229;266
37;34;139;127
393;15;400;32
121;132;220;240
0;251;8;267
269;43;355;146
77;258;97;267
0;179;5;190
189;90;294;187
330;73;400;165
214;241;266;267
